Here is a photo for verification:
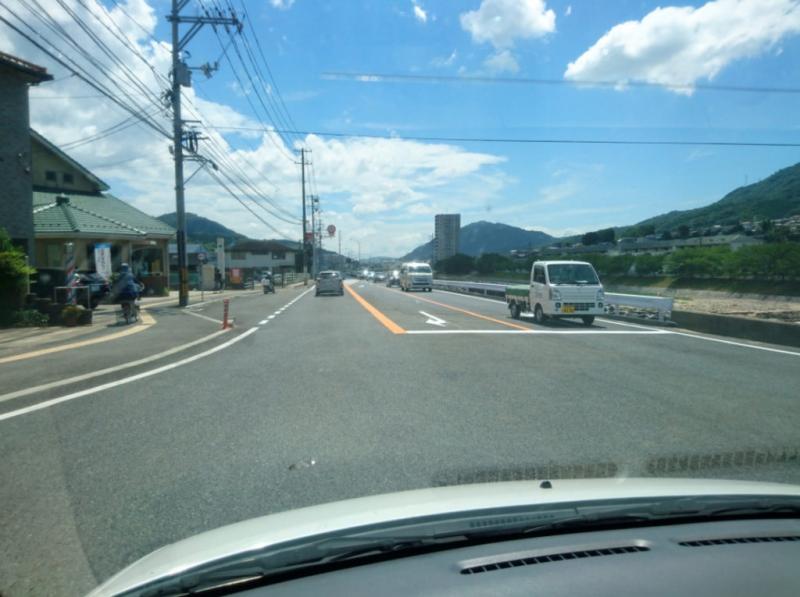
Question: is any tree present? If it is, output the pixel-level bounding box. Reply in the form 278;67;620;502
660;230;672;241
677;224;690;239
634;254;665;276
435;253;474;275
475;253;513;275
581;231;599;246
637;224;656;237
0;228;34;325
596;227;616;243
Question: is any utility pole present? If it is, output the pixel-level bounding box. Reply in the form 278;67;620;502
297;148;311;275
168;0;238;307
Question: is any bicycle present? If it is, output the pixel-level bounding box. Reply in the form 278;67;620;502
120;299;140;324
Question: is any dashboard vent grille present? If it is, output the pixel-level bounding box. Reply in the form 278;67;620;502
460;545;649;575
679;535;800;547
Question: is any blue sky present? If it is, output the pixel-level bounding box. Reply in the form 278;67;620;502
3;0;800;256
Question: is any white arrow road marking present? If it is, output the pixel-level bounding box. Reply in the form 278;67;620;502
419;311;446;327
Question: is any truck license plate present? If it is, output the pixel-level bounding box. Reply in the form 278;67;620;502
562;305;575;313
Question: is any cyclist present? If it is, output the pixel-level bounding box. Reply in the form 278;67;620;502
115;263;142;321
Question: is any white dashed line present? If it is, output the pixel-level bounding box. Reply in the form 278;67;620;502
259;319;269;325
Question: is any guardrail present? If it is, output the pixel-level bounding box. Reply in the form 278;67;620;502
433;279;673;322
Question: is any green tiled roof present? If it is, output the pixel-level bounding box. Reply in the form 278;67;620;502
33;192;175;238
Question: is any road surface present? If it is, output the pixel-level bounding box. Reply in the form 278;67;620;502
2;281;799;596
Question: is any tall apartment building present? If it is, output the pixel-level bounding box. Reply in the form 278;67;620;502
434;213;460;263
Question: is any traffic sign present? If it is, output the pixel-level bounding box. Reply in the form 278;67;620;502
327;224;336;237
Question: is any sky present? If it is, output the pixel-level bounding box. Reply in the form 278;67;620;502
2;0;800;257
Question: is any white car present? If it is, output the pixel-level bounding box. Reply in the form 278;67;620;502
88;478;800;596
315;271;344;296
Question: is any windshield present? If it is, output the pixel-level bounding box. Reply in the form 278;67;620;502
547;264;600;285
1;1;799;596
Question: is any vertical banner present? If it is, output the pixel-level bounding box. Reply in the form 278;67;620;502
94;242;112;280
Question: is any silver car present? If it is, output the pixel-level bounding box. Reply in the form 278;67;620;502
315;270;344;296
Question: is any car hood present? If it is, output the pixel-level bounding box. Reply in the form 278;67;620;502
88;477;800;596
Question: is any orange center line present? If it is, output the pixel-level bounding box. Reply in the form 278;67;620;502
390;288;532;332
345;284;406;334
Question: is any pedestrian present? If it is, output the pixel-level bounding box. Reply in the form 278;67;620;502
214;267;222;291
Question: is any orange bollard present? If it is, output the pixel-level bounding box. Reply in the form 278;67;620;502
222;298;231;329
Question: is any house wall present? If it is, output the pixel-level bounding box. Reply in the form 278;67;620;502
228;251;295;269
31;137;98;193
0;66;35;258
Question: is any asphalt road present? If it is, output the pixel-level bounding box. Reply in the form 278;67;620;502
2;280;800;596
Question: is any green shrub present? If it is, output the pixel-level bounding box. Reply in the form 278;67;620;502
11;309;49;327
0;228;34;325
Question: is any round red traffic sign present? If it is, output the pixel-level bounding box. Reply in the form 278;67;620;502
327;224;336;237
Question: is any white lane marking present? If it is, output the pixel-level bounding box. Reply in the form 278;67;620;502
0;286;316;422
268;315;277;319
665;330;800;357
404;329;669;335
183;310;223;325
259;319;269;325
0;329;230;404
420;311;447;327
0;327;260;423
595;317;667;330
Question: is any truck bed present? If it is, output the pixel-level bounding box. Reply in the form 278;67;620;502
505;284;529;299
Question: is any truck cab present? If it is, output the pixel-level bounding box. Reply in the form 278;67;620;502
506;260;605;326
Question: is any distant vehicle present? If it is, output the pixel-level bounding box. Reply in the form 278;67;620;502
79;272;112;308
316;270;344;296
506;260;604;326
366;271;376;282
386;270;400;287
399;262;433;292
374;272;387;283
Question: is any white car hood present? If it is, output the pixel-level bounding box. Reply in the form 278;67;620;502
88;477;800;596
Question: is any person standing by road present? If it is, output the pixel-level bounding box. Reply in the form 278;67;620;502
214;267;222;291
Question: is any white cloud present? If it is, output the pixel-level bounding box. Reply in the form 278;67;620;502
565;5;572;17
1;0;509;256
565;0;800;94
431;49;458;68
269;0;295;10
483;49;519;73
412;1;427;23
460;0;556;48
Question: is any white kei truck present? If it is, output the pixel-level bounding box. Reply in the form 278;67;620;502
506;260;605;326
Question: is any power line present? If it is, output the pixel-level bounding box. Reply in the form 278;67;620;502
0;6;171;139
205;125;800;148
322;71;800;95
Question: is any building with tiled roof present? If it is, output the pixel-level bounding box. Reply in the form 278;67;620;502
29;129;174;294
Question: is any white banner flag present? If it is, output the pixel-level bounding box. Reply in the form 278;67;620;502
94;242;112;279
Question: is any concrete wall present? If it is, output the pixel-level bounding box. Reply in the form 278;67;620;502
0;68;34;258
672;310;800;349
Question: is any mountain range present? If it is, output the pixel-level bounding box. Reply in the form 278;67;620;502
157;212;245;244
402;221;554;260
634;161;800;231
160;160;800;258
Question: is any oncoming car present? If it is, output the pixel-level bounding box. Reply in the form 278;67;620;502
315;271;344;296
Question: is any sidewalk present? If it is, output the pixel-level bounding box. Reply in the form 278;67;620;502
0;287;277;363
